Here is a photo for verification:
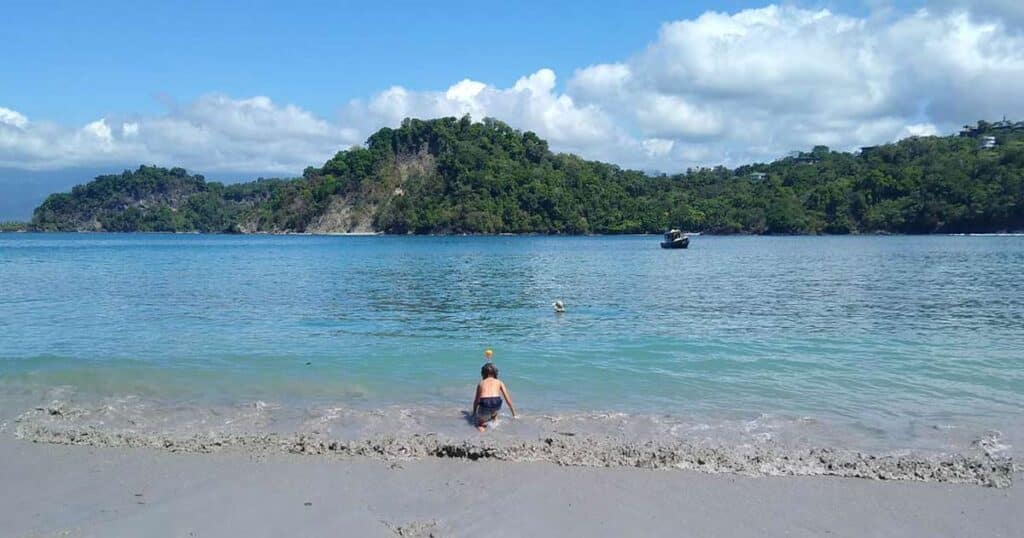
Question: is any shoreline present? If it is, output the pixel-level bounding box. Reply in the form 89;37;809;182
2;436;1020;537
12;402;1015;489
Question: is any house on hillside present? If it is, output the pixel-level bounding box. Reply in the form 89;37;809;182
961;119;1024;138
750;172;767;181
979;136;997;149
786;151;817;165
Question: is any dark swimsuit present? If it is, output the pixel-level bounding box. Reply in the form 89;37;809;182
477;396;502;415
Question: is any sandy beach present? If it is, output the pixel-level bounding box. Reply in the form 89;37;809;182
2;437;1019;538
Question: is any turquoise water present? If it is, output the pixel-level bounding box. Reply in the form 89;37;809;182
1;233;1022;453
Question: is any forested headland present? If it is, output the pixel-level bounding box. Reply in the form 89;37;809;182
28;117;1024;235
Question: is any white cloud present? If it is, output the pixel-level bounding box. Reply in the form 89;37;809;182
83;119;113;143
342;68;620;154
563;4;1024;168
903;123;940;137
0;107;29;128
930;0;1024;28
641;138;675;158
0;4;1022;175
633;94;724;139
445;79;487;102
0;94;362;173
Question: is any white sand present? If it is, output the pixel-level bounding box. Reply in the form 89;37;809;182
1;438;1019;538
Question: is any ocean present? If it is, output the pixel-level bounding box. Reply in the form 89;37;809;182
1;233;1021;476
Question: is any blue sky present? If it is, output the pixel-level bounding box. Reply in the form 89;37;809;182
4;0;883;123
1;0;1022;219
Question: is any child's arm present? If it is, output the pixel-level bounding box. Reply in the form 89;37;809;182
500;382;517;418
471;383;481;416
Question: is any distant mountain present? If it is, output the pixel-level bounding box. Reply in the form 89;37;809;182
0;167;119;221
28;117;1024;234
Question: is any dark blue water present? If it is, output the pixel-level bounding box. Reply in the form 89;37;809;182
1;233;1022;452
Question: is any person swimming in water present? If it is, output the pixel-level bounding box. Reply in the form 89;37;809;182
472;362;516;432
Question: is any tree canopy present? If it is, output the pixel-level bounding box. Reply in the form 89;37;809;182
29;117;1024;234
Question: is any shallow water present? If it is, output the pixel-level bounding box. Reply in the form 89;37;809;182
1;233;1022;457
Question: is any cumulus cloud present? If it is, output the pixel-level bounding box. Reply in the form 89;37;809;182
0;107;29;129
341;69;621;155
566;5;1024;168
0;95;361;173
1;3;1023;175
931;0;1024;28
338;4;1023;170
329;68;685;171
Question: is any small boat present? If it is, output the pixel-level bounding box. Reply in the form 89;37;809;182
660;229;689;249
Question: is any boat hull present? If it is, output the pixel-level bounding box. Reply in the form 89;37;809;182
660;237;689;249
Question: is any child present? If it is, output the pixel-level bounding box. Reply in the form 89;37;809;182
472;362;516;432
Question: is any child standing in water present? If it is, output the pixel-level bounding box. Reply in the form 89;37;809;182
472;362;516;432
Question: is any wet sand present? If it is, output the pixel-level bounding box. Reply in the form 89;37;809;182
1;438;1020;537
11;402;1015;488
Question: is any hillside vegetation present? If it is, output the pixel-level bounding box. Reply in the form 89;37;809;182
0;221;27;232
30;117;1024;234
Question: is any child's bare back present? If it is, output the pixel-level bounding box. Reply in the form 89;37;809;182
472;363;516;432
